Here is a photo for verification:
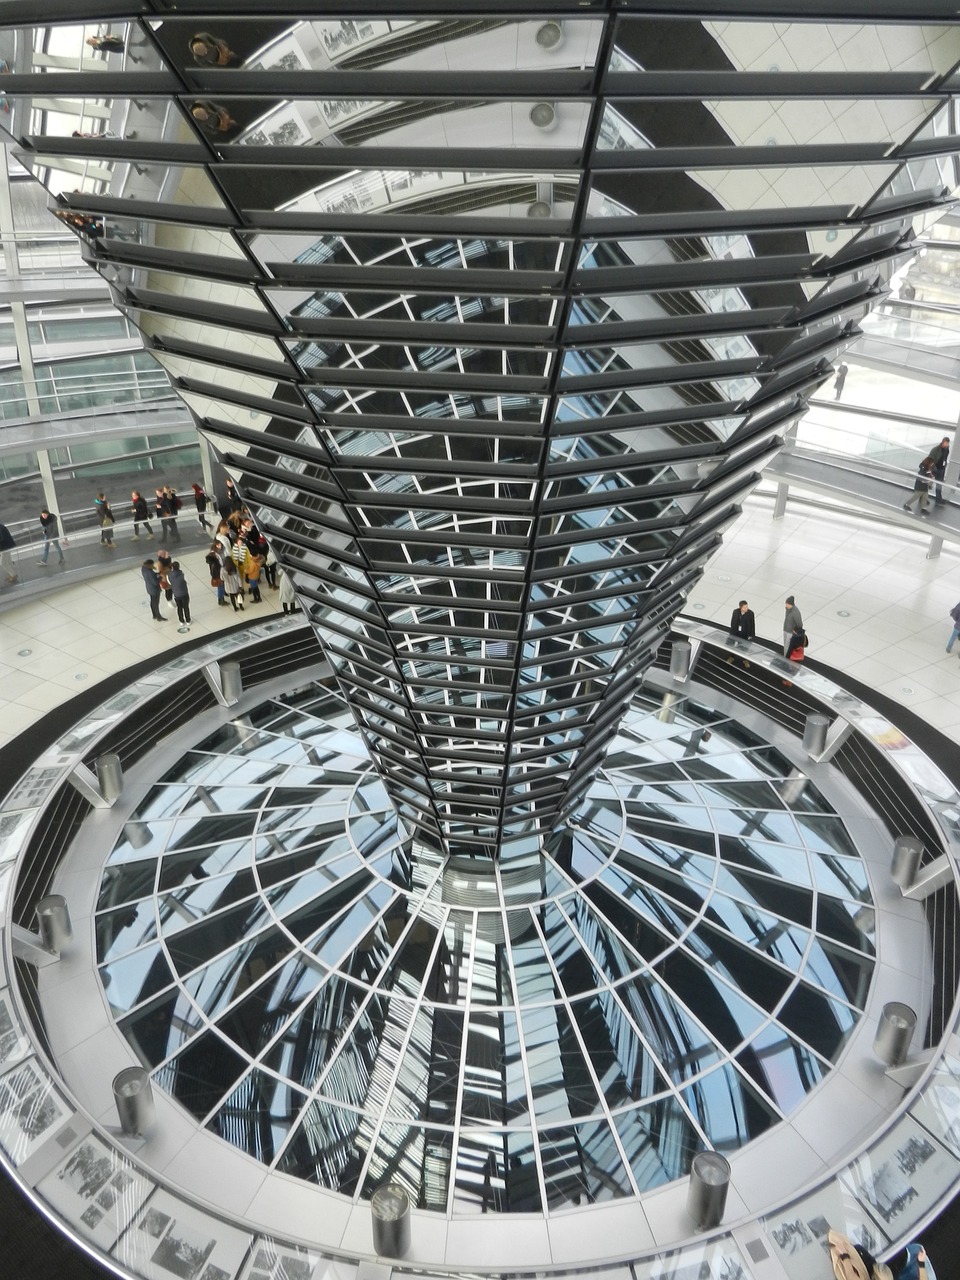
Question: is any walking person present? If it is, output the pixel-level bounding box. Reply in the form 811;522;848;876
947;601;960;654
169;561;191;632
0;520;18;584
904;457;935;516
783;595;802;656
222;558;244;611
263;539;278;590
727;599;755;668
130;489;153;539
141;559;165;621
36;509;65;565
94;492;116;546
191;482;213;532
928;436;951;506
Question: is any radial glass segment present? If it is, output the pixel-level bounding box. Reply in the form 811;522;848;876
96;683;875;1214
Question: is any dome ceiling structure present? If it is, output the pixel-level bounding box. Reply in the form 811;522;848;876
1;0;959;1252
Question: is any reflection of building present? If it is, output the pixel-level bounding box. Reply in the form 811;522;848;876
4;4;960;1277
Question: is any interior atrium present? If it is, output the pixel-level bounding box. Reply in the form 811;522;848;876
2;5;960;1280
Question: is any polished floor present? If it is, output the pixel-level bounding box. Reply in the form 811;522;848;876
1;491;958;751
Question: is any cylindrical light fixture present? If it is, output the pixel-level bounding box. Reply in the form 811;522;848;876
96;753;123;804
371;1182;411;1257
670;640;692;680
890;836;923;889
801;713;829;756
874;1002;917;1067
221;660;242;703
529;102;557;130
36;895;72;954
687;1151;731;1229
113;1067;156;1137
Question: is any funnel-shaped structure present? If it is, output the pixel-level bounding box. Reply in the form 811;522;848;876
11;6;960;864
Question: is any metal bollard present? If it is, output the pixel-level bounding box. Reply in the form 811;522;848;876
874;1002;917;1068
36;896;72;953
95;753;123;804
686;1151;731;1230
891;836;923;889
113;1067;156;1137
220;660;242;704
801;714;829;756
371;1182;411;1257
669;640;692;680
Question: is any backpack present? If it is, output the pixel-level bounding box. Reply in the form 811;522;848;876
951;603;960;624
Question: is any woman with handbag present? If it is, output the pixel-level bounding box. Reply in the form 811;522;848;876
94;492;116;548
205;543;226;606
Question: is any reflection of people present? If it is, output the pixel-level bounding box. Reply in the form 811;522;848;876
190;100;236;135
86;34;126;53
54;207;104;239
0;59;10;114
189;32;236;65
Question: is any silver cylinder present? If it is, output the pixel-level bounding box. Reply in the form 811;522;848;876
891;836;923;889
687;1151;731;1230
95;753;123;804
371;1182;411;1257
221;660;242;704
113;1067;155;1137
36;895;72;953
802;714;829;756
670;640;692;680
874;1002;917;1067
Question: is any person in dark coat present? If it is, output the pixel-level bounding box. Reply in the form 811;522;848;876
727;599;755;668
37;509;65;565
191;482;212;532
131;489;153;539
141;559;165;621
169;561;191;631
927;435;950;505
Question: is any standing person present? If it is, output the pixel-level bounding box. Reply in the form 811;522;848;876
141;559;165;621
245;547;263;603
169;561;191;632
903;457;934;515
37;509;65;565
205;542;226;606
783;596;802;656
94;492;116;547
130;489;153;539
222;558;244;611
927;435;951;506
279;568;297;615
263;538;278;590
191;482;212;532
0;520;17;584
782;623;807;687
947;600;960;654
155;488;174;542
727;599;755;668
832;363;848;399
222;477;242;516
156;548;173;602
163;486;182;541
